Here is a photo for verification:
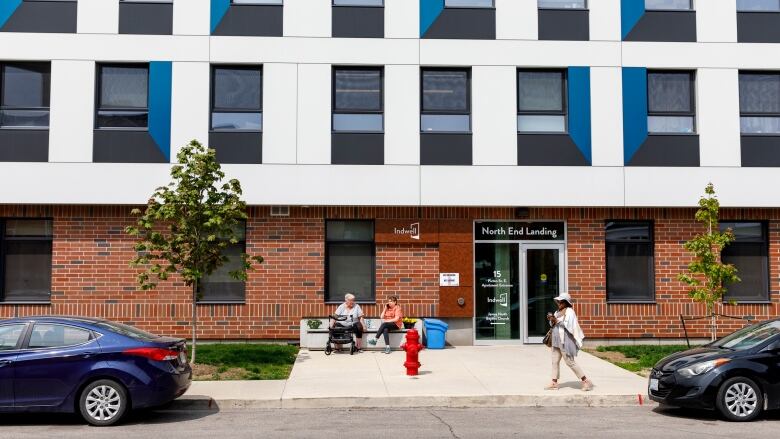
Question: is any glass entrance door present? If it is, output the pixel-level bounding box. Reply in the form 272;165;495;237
522;244;565;344
474;243;520;342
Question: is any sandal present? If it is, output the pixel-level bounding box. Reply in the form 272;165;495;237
581;380;593;391
544;381;559;390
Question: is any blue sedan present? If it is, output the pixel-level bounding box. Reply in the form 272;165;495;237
0;316;191;426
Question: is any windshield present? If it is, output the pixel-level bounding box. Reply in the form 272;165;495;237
94;321;160;341
714;320;780;351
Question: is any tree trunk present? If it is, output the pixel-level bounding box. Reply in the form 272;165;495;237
191;279;198;364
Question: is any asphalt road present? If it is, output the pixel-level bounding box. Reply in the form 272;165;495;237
1;406;778;439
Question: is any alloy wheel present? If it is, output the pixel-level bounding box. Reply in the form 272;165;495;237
85;385;122;422
724;382;758;418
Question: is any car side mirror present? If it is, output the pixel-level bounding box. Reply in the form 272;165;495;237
765;340;780;353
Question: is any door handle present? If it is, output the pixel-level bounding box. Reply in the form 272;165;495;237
82;352;95;359
0;360;12;367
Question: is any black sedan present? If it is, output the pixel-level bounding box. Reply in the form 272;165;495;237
648;318;780;421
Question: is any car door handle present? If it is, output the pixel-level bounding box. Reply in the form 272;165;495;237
0;360;12;367
82;352;95;359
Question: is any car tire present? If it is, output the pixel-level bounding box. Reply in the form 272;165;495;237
716;376;764;422
79;379;129;426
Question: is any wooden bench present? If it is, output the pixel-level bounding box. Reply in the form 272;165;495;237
299;318;422;351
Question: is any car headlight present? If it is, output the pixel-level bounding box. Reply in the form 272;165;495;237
678;358;730;378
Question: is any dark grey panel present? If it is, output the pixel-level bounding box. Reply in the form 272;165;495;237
93;130;166;163
538;9;589;41
737;12;780;43
0;1;77;33
119;2;173;35
741;136;780;167
332;6;384;38
517;134;589;166
0;129;48;162
208;131;263;164
628;135;700;167
212;5;283;37
331;133;384;165
624;11;696;42
423;8;495;40
420;133;472;166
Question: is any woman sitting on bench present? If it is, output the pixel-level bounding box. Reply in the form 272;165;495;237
368;296;403;354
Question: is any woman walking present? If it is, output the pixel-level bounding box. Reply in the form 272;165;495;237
368;296;403;354
545;292;593;391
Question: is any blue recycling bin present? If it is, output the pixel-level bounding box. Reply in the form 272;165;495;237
424;318;448;349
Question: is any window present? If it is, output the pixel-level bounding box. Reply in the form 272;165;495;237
326;221;375;302
0;324;26;351
421;69;471;133
517;70;566;133
644;0;692;10
333;67;383;132
0;63;50;128
647;71;695;134
605;221;655;302
720;222;769;302
96;64;149;129
232;0;283;4
1;219;52;303
120;0;172;2
28;324;91;349
211;66;263;131
444;0;493;7
737;0;780;11
333;0;383;5
538;0;587;8
739;72;780;134
200;223;248;303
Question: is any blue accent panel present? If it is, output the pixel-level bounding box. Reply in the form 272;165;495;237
420;0;444;37
210;0;230;34
621;0;645;40
149;61;172;161
567;67;592;165
0;0;22;28
622;67;648;164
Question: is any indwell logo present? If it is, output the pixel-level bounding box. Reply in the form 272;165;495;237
488;292;508;307
393;222;420;240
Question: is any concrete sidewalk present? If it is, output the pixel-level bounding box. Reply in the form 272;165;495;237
177;346;650;409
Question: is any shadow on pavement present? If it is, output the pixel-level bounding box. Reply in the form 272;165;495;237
0;407;218;427
652;405;780;422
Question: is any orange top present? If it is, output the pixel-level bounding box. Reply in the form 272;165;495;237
383;305;403;329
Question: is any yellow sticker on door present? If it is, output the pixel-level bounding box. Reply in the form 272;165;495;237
540;274;548;282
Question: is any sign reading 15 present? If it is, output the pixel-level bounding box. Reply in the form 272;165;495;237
493;271;502;278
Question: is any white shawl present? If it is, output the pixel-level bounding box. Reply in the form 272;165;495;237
555;307;585;349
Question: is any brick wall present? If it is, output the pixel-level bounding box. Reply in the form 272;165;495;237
0;205;778;341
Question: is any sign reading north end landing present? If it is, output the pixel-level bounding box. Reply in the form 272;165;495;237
475;221;566;241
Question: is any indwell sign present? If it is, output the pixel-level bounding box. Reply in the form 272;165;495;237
475;221;565;241
375;220;439;243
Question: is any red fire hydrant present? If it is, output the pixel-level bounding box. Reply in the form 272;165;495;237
401;328;423;376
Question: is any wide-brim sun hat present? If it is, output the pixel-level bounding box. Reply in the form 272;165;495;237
553;292;573;304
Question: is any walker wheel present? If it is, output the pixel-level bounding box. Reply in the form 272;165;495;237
325;344;332;355
350;344;356;355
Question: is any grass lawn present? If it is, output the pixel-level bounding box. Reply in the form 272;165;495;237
189;343;299;381
587;345;694;376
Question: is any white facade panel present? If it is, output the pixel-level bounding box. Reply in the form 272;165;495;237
77;0;119;35
385;0;418;39
623;43;780;70
173;0;210;36
171;62;210;161
48;60;95;163
263;63;299;164
697;69;741;167
384;65;420;165
697;0;738;43
420;167;625;206
284;0;331;38
296;64;331;165
472;66;517;166
589;0;621;42
590;67;624;167
496;0;537;41
420;40;621;67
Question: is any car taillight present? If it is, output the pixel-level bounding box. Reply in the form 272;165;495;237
124;347;179;362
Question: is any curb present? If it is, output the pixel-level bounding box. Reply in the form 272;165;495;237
167;394;653;411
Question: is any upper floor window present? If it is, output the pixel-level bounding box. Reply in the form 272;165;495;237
538;0;587;8
232;0;283;4
739;72;780;134
517;70;566;133
333;67;383;133
645;0;692;10
421;69;471;133
0;63;50;128
737;0;780;11
605;221;655;303
96;64;149;129
211;66;263;132
445;0;493;7
333;0;383;5
720;222;769;303
647;71;696;134
1;219;53;303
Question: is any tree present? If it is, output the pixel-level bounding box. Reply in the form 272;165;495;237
678;183;740;341
126;140;263;363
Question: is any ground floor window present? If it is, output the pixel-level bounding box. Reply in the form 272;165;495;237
0;219;53;303
325;220;375;303
199;222;247;303
721;221;769;303
605;221;655;303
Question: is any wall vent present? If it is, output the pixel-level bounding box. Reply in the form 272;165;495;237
270;206;290;217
